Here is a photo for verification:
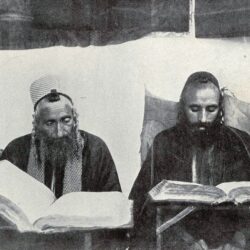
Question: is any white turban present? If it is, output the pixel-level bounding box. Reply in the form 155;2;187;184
30;75;72;109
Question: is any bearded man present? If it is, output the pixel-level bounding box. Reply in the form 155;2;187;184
1;75;121;198
129;71;250;249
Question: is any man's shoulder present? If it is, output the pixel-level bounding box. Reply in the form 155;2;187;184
222;125;250;148
1;134;31;169
223;125;250;138
220;125;250;142
79;130;109;150
4;134;31;150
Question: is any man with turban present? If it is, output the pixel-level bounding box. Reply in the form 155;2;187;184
129;71;250;249
1;75;121;197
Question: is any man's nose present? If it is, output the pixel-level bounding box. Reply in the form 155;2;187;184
56;123;64;138
199;110;207;123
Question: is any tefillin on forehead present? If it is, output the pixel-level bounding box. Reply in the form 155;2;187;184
30;75;74;111
183;71;220;90
34;89;73;111
180;71;222;105
47;89;60;102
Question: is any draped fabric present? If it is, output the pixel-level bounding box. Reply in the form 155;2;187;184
140;90;179;164
0;0;189;49
195;0;250;38
1;1;250;49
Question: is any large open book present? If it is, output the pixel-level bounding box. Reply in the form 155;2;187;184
0;160;133;233
148;180;250;205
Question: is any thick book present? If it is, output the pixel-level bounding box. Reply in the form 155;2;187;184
148;180;250;205
0;160;133;233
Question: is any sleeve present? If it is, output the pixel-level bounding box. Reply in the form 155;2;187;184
129;131;166;223
95;140;122;192
223;127;250;181
1;141;17;162
129;148;153;222
0;136;30;171
128;145;162;242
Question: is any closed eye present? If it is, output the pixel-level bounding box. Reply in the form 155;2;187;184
189;105;200;112
206;105;218;112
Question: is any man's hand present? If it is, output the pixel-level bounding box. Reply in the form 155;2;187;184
189;239;208;250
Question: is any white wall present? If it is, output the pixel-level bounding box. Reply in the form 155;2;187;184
143;36;250;102
0;36;250;195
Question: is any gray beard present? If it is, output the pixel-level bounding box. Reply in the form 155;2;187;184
35;131;81;170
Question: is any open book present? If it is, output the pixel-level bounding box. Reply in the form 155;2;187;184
148;180;250;205
0;160;133;233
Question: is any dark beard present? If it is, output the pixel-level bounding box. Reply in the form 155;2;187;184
35;132;78;170
187;122;220;148
178;109;222;148
189;122;215;135
177;106;222;149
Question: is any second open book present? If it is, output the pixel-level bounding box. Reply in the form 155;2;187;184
0;160;133;233
149;179;250;205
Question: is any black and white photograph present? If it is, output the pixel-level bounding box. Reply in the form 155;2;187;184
0;1;250;249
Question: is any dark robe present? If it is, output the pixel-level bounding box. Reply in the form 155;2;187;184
129;124;250;249
1;130;121;194
0;130;128;249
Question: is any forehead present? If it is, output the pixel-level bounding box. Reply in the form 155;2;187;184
183;83;220;105
36;100;73;120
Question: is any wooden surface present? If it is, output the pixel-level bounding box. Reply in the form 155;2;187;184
155;203;250;250
0;228;129;250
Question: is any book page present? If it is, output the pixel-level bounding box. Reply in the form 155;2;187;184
217;182;250;204
0;195;33;231
149;180;227;204
228;187;250;204
34;192;133;232
216;182;250;194
0;160;56;224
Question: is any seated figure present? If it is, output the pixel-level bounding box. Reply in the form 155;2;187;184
129;71;250;249
0;75;125;249
1;75;121;196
